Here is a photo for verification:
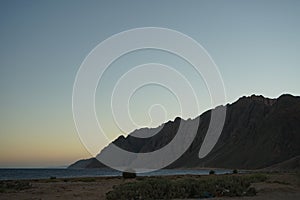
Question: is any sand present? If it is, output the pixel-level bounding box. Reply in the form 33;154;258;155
0;173;299;200
0;177;130;200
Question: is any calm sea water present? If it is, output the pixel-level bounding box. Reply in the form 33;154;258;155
0;168;232;180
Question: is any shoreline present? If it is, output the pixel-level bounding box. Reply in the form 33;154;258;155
0;172;299;200
0;168;235;181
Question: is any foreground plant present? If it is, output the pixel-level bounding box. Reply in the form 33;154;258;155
0;181;32;193
106;174;267;200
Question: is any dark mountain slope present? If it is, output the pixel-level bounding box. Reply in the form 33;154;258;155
169;94;300;169
69;94;300;170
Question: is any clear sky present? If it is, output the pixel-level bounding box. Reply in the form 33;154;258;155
0;0;299;167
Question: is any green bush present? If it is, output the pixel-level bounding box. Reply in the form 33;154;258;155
0;181;32;193
209;170;215;175
233;169;238;174
106;174;268;200
122;170;136;179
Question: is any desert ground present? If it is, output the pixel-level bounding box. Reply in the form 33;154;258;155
0;173;299;200
208;173;300;200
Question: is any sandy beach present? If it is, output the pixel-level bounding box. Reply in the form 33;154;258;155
0;176;127;200
0;173;299;200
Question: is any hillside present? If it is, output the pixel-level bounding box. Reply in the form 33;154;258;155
69;94;300;170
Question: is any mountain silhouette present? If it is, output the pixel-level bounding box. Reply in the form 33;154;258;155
69;94;300;170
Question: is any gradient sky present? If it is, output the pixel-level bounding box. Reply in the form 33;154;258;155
0;0;299;167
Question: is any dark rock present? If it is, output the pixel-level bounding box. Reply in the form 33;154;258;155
69;94;300;170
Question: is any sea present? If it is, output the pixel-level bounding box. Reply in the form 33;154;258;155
0;168;233;180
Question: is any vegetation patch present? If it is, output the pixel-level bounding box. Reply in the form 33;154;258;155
122;170;137;179
0;180;32;193
209;170;215;175
106;174;267;200
78;177;97;182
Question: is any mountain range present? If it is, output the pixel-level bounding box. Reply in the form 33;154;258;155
69;94;300;170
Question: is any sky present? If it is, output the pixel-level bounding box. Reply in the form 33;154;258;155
0;0;299;168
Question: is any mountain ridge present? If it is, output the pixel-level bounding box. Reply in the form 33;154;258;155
69;94;300;170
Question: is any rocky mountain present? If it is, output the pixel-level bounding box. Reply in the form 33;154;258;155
69;94;300;170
